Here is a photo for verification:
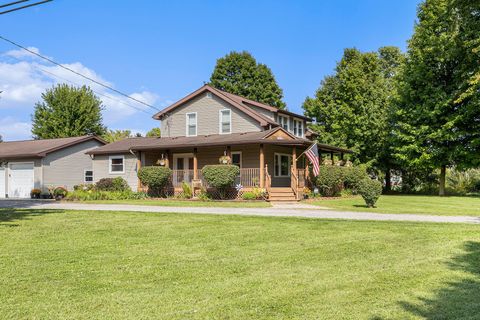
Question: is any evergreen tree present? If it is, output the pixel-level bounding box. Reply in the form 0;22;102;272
32;84;106;139
210;51;286;109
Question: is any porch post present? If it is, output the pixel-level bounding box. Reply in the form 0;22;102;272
165;150;170;168
292;147;297;171
259;144;264;188
226;146;231;159
193;148;198;179
137;151;142;192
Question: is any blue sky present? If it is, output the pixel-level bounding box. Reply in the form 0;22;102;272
0;0;420;141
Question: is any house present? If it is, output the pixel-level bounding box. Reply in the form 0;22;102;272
0;135;106;198
88;85;351;200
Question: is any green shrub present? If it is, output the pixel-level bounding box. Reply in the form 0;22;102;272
344;165;368;191
53;186;68;199
138;166;172;196
73;183;94;191
315;166;345;197
96;177;130;192
181;181;193;199
241;191;257;200
197;188;211;201
201;165;240;199
358;178;382;207
65;190;147;201
446;168;480;195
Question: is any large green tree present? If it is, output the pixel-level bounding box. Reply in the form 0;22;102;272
32;84;106;139
146;127;161;137
303;47;404;179
103;129;141;143
210;51;286;109
393;0;480;195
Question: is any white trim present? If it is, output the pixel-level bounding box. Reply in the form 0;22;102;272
274;153;291;178
109;155;125;174
173;153;194;170
231;151;242;168
186;112;197;137
84;169;94;183
219;109;232;134
278;115;289;132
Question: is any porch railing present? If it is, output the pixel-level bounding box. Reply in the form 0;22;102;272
291;166;299;200
171;168;261;188
265;165;272;194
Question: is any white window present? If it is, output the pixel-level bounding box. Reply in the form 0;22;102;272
84;170;93;182
278;115;289;131
274;153;291;177
109;155;125;174
219;109;232;134
231;151;242;168
186;112;197;136
293;119;304;137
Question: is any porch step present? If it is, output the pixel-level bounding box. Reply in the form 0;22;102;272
268;187;298;202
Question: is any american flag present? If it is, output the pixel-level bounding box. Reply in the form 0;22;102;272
305;143;320;176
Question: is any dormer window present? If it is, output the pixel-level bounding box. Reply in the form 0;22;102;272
278;115;289;131
293;119;304;138
219;109;231;134
186;112;197;136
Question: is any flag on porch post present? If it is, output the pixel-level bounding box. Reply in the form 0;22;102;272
305;143;320;177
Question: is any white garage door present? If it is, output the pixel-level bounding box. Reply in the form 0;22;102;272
0;167;5;198
9;163;34;198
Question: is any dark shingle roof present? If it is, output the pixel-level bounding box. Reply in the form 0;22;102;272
0;135;106;160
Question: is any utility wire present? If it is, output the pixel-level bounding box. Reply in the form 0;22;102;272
0;0;29;9
6;54;153;116
0;0;52;15
0;35;160;111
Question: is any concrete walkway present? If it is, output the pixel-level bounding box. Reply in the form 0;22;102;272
1;199;479;224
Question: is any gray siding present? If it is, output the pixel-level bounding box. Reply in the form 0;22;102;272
248;105;275;121
161;93;262;137
42;140;103;191
92;153;139;191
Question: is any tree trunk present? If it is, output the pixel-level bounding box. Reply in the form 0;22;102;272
439;165;446;196
385;169;391;193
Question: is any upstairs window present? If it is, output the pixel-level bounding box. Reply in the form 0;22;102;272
186;112;197;136
219;109;231;134
293;119;304;137
278;115;289;131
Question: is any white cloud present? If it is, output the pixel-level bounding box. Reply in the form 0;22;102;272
4;46;41;59
0;117;31;141
0;48;163;129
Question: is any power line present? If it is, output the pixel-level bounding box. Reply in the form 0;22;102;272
0;0;29;9
0;0;52;15
0;35;160;111
5;54;153;116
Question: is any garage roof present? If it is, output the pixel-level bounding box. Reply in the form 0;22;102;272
0;135;106;160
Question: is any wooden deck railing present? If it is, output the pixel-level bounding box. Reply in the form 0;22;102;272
172;168;261;188
291;166;299;200
265;165;272;194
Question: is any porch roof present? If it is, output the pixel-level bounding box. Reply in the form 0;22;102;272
87;128;352;155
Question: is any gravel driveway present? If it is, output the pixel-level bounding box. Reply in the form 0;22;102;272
1;199;480;224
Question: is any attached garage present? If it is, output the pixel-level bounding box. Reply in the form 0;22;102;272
0;166;5;198
0;135;106;198
8;163;34;198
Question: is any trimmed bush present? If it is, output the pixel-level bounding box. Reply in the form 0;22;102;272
315;166;345;197
96;177;130;192
138;166;172;196
344;165;368;191
358;178;382;207
241;191;257;200
202;165;240;199
65;190;147;201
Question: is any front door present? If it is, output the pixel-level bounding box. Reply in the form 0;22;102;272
173;153;194;185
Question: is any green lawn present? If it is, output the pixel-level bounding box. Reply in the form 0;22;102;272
309;194;480;216
76;199;271;208
1;209;480;319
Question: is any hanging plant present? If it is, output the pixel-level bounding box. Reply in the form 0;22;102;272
219;155;231;164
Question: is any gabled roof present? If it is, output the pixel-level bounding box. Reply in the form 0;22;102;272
0;135;106;160
152;84;312;126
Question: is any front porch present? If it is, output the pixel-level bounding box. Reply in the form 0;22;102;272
136;143;310;200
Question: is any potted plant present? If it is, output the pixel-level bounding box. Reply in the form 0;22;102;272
30;188;41;199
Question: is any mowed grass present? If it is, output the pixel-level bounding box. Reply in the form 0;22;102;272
77;199;271;208
309;194;480;216
1;209;480;319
